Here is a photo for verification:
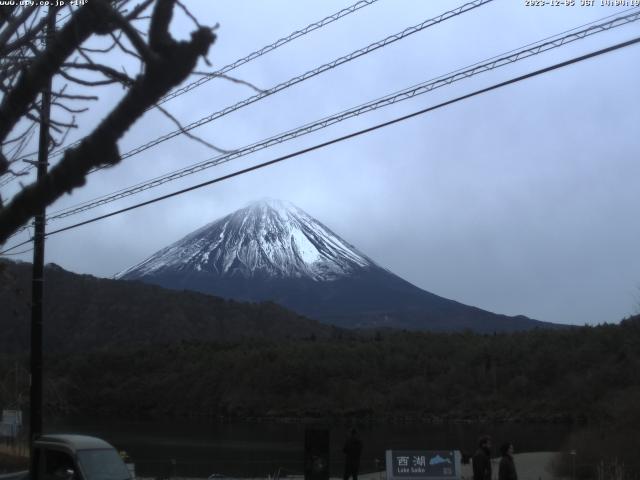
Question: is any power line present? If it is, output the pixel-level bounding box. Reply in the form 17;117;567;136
3;33;637;255
5;6;639;242
101;0;494;167
0;246;33;256
36;9;640;226
0;0;382;184
154;0;382;107
5;0;495;186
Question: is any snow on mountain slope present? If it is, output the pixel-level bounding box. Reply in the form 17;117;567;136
117;199;375;281
115;199;555;332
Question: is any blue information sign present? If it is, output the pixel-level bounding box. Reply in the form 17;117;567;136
385;450;461;480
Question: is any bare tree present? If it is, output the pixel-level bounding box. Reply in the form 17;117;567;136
0;0;216;245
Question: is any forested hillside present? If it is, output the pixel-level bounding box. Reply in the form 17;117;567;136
0;260;335;353
2;317;637;425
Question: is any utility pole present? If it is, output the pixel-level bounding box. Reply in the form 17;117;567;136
29;7;55;476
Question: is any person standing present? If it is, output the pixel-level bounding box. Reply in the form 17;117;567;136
343;428;363;480
472;435;492;480
498;443;518;480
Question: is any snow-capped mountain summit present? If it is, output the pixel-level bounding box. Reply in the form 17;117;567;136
117;199;375;282
118;199;556;332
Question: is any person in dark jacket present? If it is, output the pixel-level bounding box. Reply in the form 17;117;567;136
472;435;492;480
498;442;518;480
343;428;363;480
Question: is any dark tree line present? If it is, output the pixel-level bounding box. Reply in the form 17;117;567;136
1;315;636;424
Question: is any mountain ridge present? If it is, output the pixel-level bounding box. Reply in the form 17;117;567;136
0;259;335;354
117;199;560;332
117;199;375;282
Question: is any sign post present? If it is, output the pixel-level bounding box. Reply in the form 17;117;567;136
386;450;461;480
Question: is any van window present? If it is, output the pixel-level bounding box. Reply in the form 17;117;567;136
42;449;76;480
76;449;130;480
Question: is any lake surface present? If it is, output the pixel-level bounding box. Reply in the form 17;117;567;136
45;418;576;477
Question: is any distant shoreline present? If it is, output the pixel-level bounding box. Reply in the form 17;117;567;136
67;412;587;426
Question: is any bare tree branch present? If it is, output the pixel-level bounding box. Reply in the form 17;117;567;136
0;0;117;143
0;5;38;51
176;0;201;29
149;0;173;52
52;101;89;114
51;91;99;101
49;119;74;150
59;69;121;87
109;30;142;60
155;103;230;154
125;0;155;21
0;151;8;176
79;40;118;54
0;0;216;244
193;71;265;94
105;3;159;64
0;6;18;30
0;13;48;56
64;62;135;85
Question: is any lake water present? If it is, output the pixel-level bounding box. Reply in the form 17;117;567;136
45;418;576;478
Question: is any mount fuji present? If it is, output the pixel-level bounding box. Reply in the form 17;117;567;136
117;199;555;332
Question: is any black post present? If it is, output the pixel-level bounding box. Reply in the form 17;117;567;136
29;8;55;478
304;427;330;480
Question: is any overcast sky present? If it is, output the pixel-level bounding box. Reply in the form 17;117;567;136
2;0;639;326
